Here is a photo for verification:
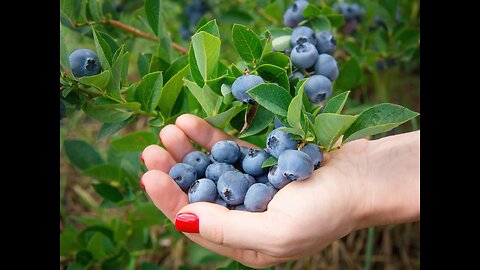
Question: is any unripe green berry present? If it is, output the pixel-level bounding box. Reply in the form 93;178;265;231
272;35;292;51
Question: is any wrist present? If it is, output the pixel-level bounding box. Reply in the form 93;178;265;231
352;131;420;231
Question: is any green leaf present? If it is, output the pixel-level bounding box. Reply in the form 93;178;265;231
220;83;235;104
145;0;164;38
247;83;292;116
232;24;263;64
344;42;362;58
82;164;124;185
264;0;285;22
91;27;112;69
261;156;278;168
98;31;119;56
259;52;291;71
326;14;345;28
164;55;188;83
184;79;223;116
323;91;350;113
394;27;420;51
77;70;111;91
287;87;305;130
191;31;221;82
60;30;70;72
64;140;104;170
302;3;322;18
88;0;103;21
137;53;152;78
239;105;274;138
97;116;133;141
314;113;357;151
196;19;220;37
111;131;157;152
135;72;163;112
205;105;244;129
230;64;244;78
61;0;75;19
205;74;228;95
75;250;93;267
159;65;189;117
266;28;293;39
343;104;420;143
335;57;361;90
86;232;117;260
308;15;331;32
256;64;289;92
278;127;305;137
83;102;141;123
188;42;204;87
60;230;79;256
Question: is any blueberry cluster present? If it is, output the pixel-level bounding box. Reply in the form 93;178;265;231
180;0;210;40
332;2;365;33
275;0;339;105
170;135;323;212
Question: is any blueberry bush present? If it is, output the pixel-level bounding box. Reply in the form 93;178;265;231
60;0;419;269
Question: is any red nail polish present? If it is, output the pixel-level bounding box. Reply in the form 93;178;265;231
175;213;199;233
140;176;145;189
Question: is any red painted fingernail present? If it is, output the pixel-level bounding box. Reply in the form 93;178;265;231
175;213;199;233
140;175;145;189
140;155;145;165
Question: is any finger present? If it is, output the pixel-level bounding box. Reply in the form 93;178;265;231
141;145;176;172
142;170;280;267
175;114;257;151
159;124;197;162
176;202;277;251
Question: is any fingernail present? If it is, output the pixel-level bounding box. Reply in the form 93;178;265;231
140;155;145;165
175;213;199;233
140;175;145;190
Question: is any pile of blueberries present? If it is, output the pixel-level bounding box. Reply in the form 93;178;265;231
62;49;102;120
180;0;210;41
272;0;338;106
332;2;366;33
170;130;323;212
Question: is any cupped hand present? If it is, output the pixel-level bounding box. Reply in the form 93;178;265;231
141;114;420;268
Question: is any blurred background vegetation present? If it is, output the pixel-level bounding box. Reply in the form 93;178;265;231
60;0;419;269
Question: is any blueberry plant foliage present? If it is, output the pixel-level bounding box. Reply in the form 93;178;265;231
60;0;419;269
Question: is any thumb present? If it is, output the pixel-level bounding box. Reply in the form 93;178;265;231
175;202;275;251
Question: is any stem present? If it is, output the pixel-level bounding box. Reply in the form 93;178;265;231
364;227;375;270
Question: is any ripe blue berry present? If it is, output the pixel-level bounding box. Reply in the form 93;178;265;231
277;150;314;181
283;0;309;27
188;178;217;203
69;49;101;78
211;140;241;164
314;54;339;81
304;75;333;104
244;183;274;212
290;41;319;69
242;148;270;176
268;165;291;189
232;204;247;211
300;143;324;169
266;128;298;158
214;197;229;208
290;71;305;81
169;163;198;192
217;171;251;205
255;173;269;184
182;151;212;178
205;162;236;182
315;31;336;55
231;74;265;104
291;26;316;47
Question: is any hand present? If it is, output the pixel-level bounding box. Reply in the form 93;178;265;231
141;114;420;268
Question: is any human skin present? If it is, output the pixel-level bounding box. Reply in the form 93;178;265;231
141;114;420;268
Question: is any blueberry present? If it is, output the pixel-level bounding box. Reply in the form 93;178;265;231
290;71;305;81
272;35;292;52
214;197;229;208
314;54;339;81
283;8;297;28
242;148;270;176
277;150;314;181
211;140;241;164
266;128;298;158
244;183;274;212
182;151;212;178
69;49;101;78
188;178;217;203
315;31;336;55
291;26;316;47
255;173;269;184
208;153;216;163
274;116;285;128
300;143;324;169
343;4;357;21
169;163;198;192
217;171;251;205
289;0;309;25
231;74;265;104
205;162;236;182
265;182;279;197
268;165;291;189
234;146;250;171
180;26;192;40
244;173;256;187
232;204;247;211
350;3;363;20
304;75;333;104
60;99;65;120
290;41;319;69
